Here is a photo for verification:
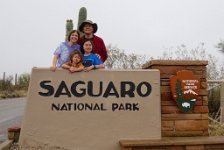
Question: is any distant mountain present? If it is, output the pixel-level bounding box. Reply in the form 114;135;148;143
183;89;198;95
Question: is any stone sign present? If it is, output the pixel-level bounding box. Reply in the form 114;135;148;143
19;68;161;150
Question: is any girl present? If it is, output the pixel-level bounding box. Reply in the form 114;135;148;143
62;50;84;73
51;30;80;72
80;39;105;72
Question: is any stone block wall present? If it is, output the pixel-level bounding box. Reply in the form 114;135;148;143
143;60;208;137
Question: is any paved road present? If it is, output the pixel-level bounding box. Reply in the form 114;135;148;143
0;97;26;142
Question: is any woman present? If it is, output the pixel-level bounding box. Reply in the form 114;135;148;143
51;30;80;72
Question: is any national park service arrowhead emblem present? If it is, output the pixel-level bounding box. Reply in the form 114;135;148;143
170;70;200;113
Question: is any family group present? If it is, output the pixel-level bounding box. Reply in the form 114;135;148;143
50;20;107;73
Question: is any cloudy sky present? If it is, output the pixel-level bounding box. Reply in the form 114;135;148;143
0;0;224;76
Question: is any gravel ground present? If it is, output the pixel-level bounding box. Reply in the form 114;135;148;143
10;143;20;150
9;143;69;150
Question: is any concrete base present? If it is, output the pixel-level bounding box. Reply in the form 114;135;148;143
120;136;224;150
0;140;13;150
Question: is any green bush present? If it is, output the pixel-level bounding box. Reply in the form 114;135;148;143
17;73;30;90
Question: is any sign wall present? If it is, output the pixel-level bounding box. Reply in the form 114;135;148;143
19;68;161;150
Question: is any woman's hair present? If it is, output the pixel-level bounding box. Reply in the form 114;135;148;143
67;30;80;42
80;39;94;54
69;50;83;63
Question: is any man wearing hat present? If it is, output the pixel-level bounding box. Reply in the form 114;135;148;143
78;20;108;62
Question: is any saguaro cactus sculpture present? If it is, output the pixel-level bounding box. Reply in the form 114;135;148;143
77;7;87;36
65;19;73;41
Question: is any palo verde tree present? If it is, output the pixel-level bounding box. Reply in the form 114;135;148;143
0;75;13;92
159;43;224;80
216;40;224;54
17;73;30;90
104;44;148;69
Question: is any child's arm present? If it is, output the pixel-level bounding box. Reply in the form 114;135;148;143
83;55;105;72
94;64;105;69
93;54;105;69
83;64;104;72
50;55;58;72
62;62;71;69
70;64;84;73
83;65;94;72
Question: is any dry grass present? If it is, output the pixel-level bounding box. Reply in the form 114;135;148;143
209;116;224;136
0;90;27;100
10;143;69;150
209;123;224;136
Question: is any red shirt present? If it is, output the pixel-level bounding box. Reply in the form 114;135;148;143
78;35;108;62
